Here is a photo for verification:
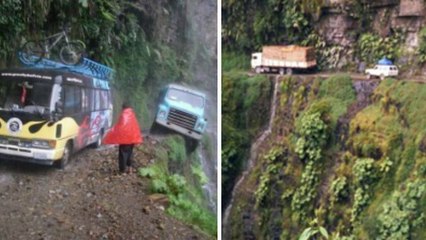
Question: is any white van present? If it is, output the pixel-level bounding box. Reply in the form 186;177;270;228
365;64;399;80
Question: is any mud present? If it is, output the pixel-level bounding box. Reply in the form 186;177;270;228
0;142;209;240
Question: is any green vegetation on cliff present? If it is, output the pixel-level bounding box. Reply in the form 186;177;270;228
222;1;424;70
225;74;426;239
139;135;216;237
222;54;272;205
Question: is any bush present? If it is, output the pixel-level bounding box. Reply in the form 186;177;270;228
353;158;377;186
351;158;377;222
330;176;349;203
163;135;187;163
255;147;284;208
376;180;426;239
295;111;328;162
357;32;404;64
417;27;426;63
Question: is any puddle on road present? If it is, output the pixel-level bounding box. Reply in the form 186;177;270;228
0;173;15;190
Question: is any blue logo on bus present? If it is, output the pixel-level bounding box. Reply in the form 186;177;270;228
93;78;109;90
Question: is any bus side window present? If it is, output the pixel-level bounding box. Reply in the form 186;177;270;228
90;88;95;112
74;87;82;113
107;91;112;109
64;85;75;114
64;85;82;114
100;90;108;110
82;88;89;112
94;89;100;111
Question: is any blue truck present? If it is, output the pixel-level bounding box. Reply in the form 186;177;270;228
154;84;207;140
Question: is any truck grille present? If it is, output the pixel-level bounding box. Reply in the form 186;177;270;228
167;108;197;130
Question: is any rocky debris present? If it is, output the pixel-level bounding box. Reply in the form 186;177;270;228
0;140;211;240
148;193;170;208
399;0;424;17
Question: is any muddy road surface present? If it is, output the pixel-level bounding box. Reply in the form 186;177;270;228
0;140;209;240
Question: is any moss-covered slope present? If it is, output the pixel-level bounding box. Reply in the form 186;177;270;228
226;76;426;239
222;68;273;207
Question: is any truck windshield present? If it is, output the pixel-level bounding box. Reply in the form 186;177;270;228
167;88;204;108
0;80;52;111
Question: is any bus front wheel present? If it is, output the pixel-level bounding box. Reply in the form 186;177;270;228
58;142;72;169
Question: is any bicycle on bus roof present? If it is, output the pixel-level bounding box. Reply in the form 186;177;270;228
20;24;86;66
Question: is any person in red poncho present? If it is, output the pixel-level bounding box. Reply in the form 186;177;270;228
103;102;143;173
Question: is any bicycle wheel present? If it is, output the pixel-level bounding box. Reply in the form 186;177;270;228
59;40;86;65
20;41;45;63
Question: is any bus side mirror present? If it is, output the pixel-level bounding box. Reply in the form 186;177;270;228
55;101;63;113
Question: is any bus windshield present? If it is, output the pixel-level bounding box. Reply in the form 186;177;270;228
0;80;52;112
167;88;204;109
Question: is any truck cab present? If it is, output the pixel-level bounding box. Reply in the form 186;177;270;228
251;52;263;73
154;84;207;140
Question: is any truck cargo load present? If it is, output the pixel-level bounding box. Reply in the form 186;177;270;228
251;45;316;75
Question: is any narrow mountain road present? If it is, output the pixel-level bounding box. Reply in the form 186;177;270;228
247;71;426;83
0;139;209;240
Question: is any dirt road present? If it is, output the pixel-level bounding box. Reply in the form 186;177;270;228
0;141;209;240
248;71;426;83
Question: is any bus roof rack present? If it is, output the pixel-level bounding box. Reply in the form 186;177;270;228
17;52;114;81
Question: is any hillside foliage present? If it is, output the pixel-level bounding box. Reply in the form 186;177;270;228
225;74;426;239
222;63;272;204
0;0;195;126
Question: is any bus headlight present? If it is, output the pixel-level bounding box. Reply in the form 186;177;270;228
0;136;8;145
19;140;32;148
32;140;56;149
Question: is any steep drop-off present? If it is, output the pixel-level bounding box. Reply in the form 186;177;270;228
225;75;426;239
222;69;273;208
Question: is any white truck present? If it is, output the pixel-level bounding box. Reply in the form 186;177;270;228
365;64;398;80
251;45;317;75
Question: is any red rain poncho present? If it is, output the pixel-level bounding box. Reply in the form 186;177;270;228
103;108;143;145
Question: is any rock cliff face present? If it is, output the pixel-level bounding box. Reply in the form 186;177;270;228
318;0;425;68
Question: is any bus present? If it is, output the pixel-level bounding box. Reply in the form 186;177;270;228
0;68;112;168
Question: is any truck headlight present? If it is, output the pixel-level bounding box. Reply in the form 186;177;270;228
158;110;166;119
196;122;206;131
32;140;56;149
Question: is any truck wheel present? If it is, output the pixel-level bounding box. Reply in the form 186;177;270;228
255;67;261;74
150;121;165;135
380;74;385;80
185;137;199;153
286;68;293;75
279;68;285;75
